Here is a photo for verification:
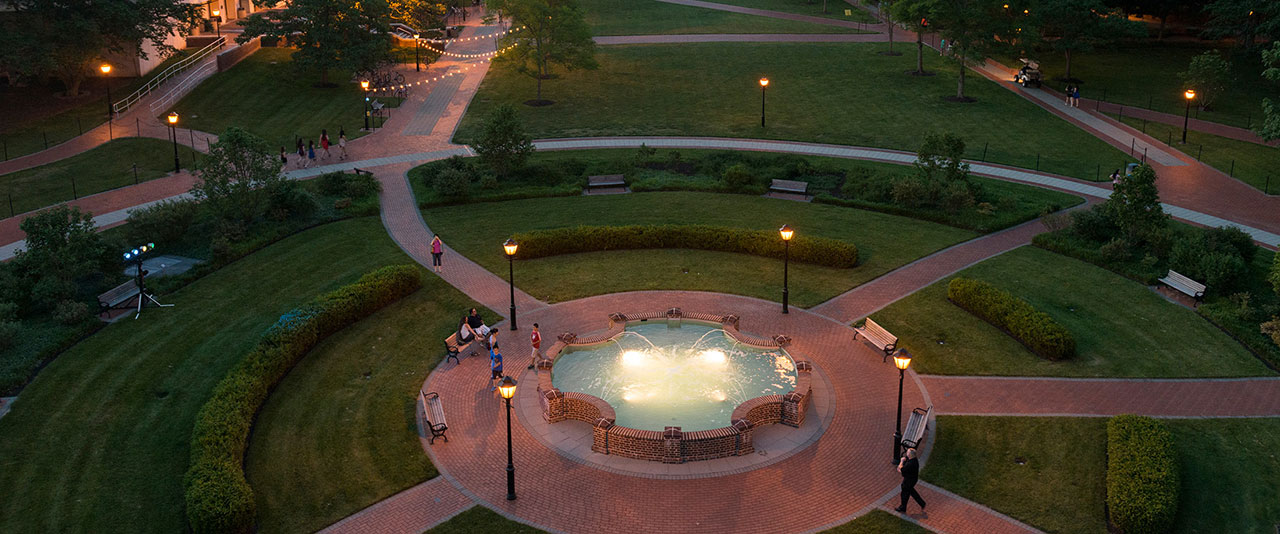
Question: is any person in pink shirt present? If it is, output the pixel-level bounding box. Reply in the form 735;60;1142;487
430;235;444;272
528;323;541;369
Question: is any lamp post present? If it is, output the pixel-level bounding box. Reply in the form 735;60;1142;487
498;376;518;501
891;348;912;463
211;9;222;42
413;33;421;72
100;64;113;119
504;239;518;330
361;80;370;130
167;112;180;173
1181;89;1196;144
779;224;793;314
759;77;769;128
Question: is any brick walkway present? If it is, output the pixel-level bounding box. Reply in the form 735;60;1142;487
656;0;890;30
884;482;1043;534
920;376;1280;418
316;478;474;534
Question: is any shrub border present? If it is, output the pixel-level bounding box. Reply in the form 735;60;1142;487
1105;415;1180;534
510;224;858;268
183;265;423;533
946;277;1077;361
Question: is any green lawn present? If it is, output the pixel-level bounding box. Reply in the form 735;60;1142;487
0;218;412;533
1110;113;1280;194
927;416;1280;534
426;506;546;533
247;282;487;534
1171;419;1280;533
0;49;197;160
424;191;975;306
579;0;861;35
1014;43;1279;130
924;416;1108;534
171;48;398;149
871;246;1270;377
0;138;185;216
709;0;879;23
463;43;1136;181
821;510;931;534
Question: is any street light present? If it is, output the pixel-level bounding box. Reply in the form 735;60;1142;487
100;63;114;139
779;224;793;314
759;77;769;128
1181;89;1196;144
167;112;180;173
891;348;912;463
504;239;518;330
498;375;518;501
211;9;222;42
413;33;421;72
361;80;370;130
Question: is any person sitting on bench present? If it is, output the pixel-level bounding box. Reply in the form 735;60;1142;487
467;308;491;338
458;316;479;343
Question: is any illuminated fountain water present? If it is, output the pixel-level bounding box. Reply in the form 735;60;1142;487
552;322;797;432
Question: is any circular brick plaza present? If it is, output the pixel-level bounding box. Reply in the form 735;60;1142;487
420;290;931;534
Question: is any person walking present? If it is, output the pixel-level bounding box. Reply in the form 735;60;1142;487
487;329;499;359
1110;169;1121;186
895;448;926;513
488;348;504;391
430;235;444;272
1065;85;1075;106
528;323;541;369
296;138;305;166
280;146;288;168
1072;85;1081;108
307;140;316;168
320;129;331;160
338;130;348;160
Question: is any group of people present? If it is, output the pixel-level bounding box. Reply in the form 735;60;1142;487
281;129;348;169
457;308;544;391
1064;85;1082;107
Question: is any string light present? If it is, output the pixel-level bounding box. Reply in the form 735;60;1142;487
365;44;517;93
421;25;525;44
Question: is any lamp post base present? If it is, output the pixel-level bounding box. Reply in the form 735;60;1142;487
893;432;902;464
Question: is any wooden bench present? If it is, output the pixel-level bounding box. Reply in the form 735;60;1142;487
420;390;449;444
444;332;479;365
97;280;141;317
853;317;898;360
900;406;932;449
769;178;809;196
1158;270;1206;302
587;174;626;191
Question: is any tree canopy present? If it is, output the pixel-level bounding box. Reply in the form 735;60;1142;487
927;0;1027;100
493;0;598;104
1035;0;1146;80
191;127;286;224
240;0;393;86
0;0;198;96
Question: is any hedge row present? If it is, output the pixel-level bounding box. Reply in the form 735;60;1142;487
1106;415;1180;534
183;265;423;534
946;277;1077;361
510;224;858;268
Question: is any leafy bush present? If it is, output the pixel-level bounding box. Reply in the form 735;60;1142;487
183;265;423;534
265;182;319;222
344;172;381;198
52;300;90;326
432;167;472;199
316;172;349;196
721;163;756;192
1069;205;1118;242
126;199;200;246
0;320;19;350
510;224;858;268
1106;415;1180;534
947;278;1076;360
1271;253;1280;297
1169;227;1254;294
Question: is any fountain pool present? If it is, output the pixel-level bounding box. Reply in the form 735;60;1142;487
552;322;797;432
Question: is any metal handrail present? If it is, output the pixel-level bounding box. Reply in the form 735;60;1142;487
113;36;226;115
148;60;217;115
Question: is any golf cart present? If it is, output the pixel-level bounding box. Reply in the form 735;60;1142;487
1014;59;1042;88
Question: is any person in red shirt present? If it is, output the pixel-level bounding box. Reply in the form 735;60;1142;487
528;323;541;369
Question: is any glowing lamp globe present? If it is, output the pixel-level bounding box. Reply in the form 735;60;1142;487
779;224;794;241
1184;89;1196;100
100;64;112;75
503;238;518;257
360;80;370;90
892;349;913;371
759;77;769;88
212;8;220;17
167;112;178;125
498;376;518;399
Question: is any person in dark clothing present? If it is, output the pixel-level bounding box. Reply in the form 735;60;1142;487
895;448;926;513
467;308;490;338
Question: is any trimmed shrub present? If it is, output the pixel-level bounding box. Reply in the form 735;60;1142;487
344;172;381;198
510;224;858;268
125;199;200;246
316;171;349;196
184;265;423;534
52;300;90;326
432;167;472;199
1106;415;1180;534
721;163;756;192
947;278;1076;360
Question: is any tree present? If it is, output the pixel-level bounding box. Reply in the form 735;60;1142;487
1106;163;1166;242
1202;0;1280;51
240;0;392;86
389;0;450;31
891;0;934;74
474;104;535;177
2;0;198;96
1107;0;1207;40
1258;41;1280;141
927;0;1024;101
191;127;285;224
1180;51;1232;110
493;0;598;104
1037;0;1145;81
879;0;901;56
13;206;112;309
914;132;970;183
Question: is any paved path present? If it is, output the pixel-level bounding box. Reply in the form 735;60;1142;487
657;0;880;29
885;482;1043;534
595;33;894;44
317;478;474;534
921;376;1280;418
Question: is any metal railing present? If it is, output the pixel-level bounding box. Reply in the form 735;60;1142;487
148;60;218;115
113;37;226;115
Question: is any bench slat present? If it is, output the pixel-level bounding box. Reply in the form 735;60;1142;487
422;391;449;444
854;318;898;354
769;179;808;194
1159;269;1206;299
